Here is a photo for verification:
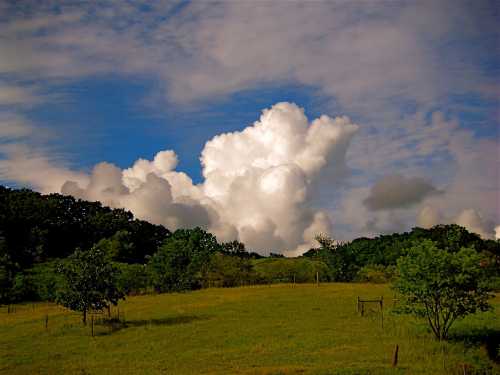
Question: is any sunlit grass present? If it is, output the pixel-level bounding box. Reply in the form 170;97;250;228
1;283;498;374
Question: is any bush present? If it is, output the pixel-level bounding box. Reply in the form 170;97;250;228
147;228;219;292
355;264;396;283
253;258;331;284
201;252;255;287
116;263;149;295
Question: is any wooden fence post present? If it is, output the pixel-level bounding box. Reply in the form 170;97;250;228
45;314;48;330
316;271;319;286
91;314;94;337
380;296;384;329
392;344;399;367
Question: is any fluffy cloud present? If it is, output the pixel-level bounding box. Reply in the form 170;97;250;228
333;109;499;240
0;2;497;247
363;175;440;211
417;206;442;229
454;208;494;239
416;206;496;239
58;103;358;254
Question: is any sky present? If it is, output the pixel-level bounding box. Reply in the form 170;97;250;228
0;0;498;254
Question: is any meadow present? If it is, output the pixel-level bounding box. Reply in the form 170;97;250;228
1;283;498;375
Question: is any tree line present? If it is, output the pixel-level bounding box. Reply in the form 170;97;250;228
0;186;498;336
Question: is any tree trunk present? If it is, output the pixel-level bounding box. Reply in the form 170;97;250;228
83;308;87;325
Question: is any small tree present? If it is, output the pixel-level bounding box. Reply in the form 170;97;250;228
0;253;15;305
393;240;492;340
147;227;219;292
56;246;124;324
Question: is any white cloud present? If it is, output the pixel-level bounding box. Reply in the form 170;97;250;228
0;1;495;114
335;110;499;240
454;208;494;239
0;2;497;248
55;102;358;254
417;206;442;229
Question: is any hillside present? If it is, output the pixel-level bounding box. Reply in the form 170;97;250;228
1;284;498;374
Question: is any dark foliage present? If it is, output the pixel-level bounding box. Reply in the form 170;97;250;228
303;225;498;282
0;185;170;269
147;227;220;292
56;246;125;324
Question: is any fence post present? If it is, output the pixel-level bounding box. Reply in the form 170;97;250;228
392;344;399;367
91;314;94;337
356;297;360;313
380;296;384;329
45;314;48;330
316;271;319;286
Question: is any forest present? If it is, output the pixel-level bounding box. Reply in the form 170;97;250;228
1;185;498;306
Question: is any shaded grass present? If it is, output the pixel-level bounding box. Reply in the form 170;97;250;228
0;283;498;374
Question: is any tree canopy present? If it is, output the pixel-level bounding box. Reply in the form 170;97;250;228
393;240;493;340
148;228;220;292
56;246;125;324
0;186;170;269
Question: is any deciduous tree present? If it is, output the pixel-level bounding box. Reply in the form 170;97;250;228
56;246;124;324
393;240;492;340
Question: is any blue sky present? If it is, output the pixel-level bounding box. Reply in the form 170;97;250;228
0;0;498;252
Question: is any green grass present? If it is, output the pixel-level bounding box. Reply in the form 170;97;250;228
1;283;499;374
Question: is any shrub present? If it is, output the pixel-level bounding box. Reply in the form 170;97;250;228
356;264;396;283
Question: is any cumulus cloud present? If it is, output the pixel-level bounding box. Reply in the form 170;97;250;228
57;103;358;254
0;2;497;248
417;206;442;228
363;175;441;211
415;206;496;239
453;209;495;239
334;109;499;241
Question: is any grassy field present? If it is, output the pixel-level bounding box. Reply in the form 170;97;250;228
1;283;499;374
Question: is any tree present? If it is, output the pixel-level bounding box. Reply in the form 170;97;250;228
305;234;357;281
220;240;248;257
0;253;15;304
0;233;17;305
147;227;219;292
393;240;492;340
201;252;254;287
56;246;124;324
94;230;134;261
